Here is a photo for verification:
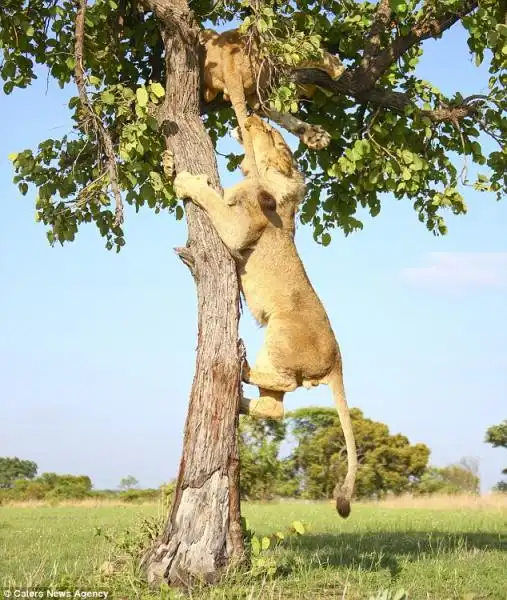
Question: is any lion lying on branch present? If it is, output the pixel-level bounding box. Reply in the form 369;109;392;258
200;28;344;150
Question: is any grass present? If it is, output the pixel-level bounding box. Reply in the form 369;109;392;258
0;496;506;599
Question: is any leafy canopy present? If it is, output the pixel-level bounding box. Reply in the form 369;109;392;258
238;407;431;500
485;420;507;490
286;407;430;499
1;0;506;250
485;420;507;449
0;456;38;488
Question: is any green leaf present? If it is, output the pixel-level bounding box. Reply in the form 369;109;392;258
8;152;18;162
321;233;331;247
251;536;261;556
136;87;149;107
389;0;407;14
101;91;115;105
292;520;305;535
175;205;184;220
256;19;268;33
261;536;270;550
151;82;165;98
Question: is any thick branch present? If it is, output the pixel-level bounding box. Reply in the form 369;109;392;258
360;0;392;70
74;0;124;227
354;0;479;91
139;0;189;22
294;69;484;123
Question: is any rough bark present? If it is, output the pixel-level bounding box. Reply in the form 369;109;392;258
139;0;244;586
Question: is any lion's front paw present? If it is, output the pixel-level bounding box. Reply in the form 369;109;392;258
300;125;331;150
240;396;284;420
174;172;209;199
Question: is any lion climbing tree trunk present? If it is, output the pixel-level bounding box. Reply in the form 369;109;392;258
140;0;245;585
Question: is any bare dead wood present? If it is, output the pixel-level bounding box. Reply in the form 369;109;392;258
74;0;124;227
138;0;245;586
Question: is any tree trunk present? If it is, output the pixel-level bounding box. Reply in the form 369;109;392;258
140;0;244;586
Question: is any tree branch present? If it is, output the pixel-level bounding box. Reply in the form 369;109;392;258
74;0;124;227
294;69;485;124
138;0;189;23
353;0;479;91
174;245;196;275
360;0;392;70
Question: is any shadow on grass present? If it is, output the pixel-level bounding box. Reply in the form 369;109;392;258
290;531;506;577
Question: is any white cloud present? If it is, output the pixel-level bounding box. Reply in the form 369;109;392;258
401;252;507;289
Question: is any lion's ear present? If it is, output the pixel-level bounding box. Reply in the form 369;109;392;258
258;190;276;211
199;29;218;44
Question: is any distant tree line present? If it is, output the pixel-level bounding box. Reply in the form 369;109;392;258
485;419;507;492
0;457;175;505
239;407;483;500
2;413;504;504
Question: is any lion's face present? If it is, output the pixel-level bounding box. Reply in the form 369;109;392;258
243;116;294;177
244;114;270;133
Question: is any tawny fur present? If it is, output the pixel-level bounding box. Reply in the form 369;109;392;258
200;28;345;150
174;115;357;517
200;28;258;177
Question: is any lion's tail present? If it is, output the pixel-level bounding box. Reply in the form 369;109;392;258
327;361;358;518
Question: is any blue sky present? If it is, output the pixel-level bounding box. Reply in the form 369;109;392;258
0;24;505;492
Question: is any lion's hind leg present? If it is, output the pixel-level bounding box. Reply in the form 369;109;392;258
240;388;285;420
240;342;297;420
242;343;298;392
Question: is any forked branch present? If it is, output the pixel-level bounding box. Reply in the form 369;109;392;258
353;0;479;91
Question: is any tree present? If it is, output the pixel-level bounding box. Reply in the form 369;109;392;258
287;407;430;499
485;420;507;491
0;457;37;488
119;475;139;490
485;420;507;448
1;0;505;586
415;461;480;495
10;472;93;499
239;417;299;500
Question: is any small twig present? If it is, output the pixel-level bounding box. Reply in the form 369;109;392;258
478;118;503;146
453;119;469;185
366;108;402;172
11;25;19;47
72;139;91;180
76;171;109;207
364;106;381;137
74;0;124;227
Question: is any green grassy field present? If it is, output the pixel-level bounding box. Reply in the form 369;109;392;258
1;498;506;599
